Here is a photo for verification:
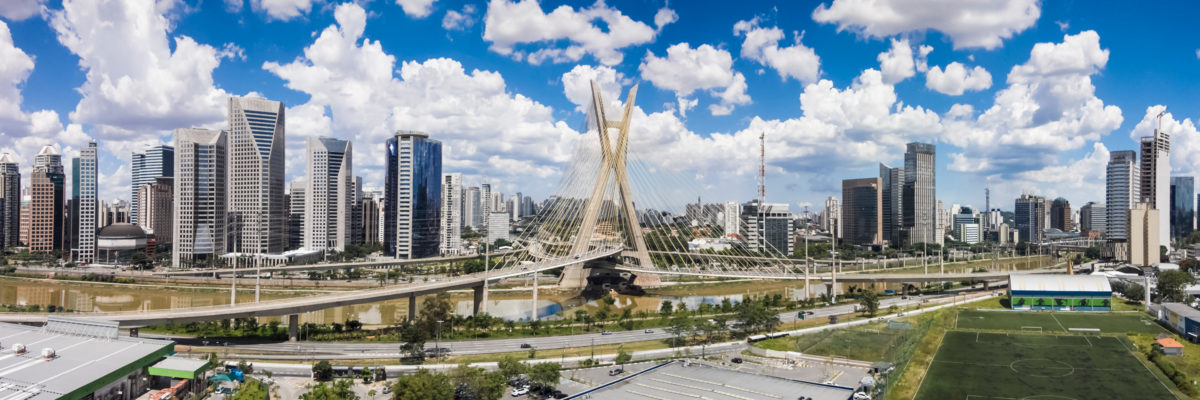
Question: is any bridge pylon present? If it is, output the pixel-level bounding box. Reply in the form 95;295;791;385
559;81;660;289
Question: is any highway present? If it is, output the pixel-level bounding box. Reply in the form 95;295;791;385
155;250;519;276
159;291;980;360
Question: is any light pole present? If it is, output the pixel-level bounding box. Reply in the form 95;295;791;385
435;320;444;362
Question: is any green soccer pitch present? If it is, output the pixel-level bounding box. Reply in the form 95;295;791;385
913;331;1178;399
954;310;1169;334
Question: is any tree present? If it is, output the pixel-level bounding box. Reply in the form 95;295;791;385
659;300;674;319
311;360;334;381
614;346;632;365
302;379;358;400
667;314;692;347
231;378;269;400
528;363;561;389
497;355;527;381
419;292;455;334
859;289;879;316
206;352;221;371
391;369;454;400
1124;283;1146;303
236;360;254;375
449;363;506;400
1159;270;1196;303
1181;258;1200;275
735;300;780;334
130;251;153;270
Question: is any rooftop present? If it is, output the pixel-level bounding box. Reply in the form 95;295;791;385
571;361;855;400
0;319;173;400
1157;337;1184;348
1161;303;1200;320
1009;274;1111;293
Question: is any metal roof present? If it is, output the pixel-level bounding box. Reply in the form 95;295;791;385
0;321;173;400
575;361;855;400
1161;303;1200;320
149;357;210;379
1009;274;1111;293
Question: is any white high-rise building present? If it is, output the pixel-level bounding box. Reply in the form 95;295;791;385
304;137;353;252
464;186;481;230
822;196;840;239
722;201;740;238
487;212;509;244
173;128;227;267
440;173;462;255
1106;150;1140;240
480;183;492;229
1141;124;1171;249
227;97;286;255
73;142;98;263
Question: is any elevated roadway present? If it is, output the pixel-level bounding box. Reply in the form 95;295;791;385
155;250;519;277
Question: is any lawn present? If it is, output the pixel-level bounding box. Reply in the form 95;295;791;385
755;321;912;362
955;310;1168;334
914;331;1179;399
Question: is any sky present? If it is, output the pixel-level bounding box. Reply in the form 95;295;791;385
2;0;1200;213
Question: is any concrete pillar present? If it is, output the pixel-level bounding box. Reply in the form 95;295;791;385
408;294;418;322
531;272;539;321
473;285;485;316
288;314;299;341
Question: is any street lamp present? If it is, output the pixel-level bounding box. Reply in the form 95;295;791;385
436;320;444;362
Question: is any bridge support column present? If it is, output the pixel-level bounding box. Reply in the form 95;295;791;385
288;314;299;341
473;285;486;316
408;294;418;322
531;272;539;321
558;263;590;289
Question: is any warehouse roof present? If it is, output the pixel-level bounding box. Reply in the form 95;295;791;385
0;320;174;400
1010;274;1111;293
571;361;855;400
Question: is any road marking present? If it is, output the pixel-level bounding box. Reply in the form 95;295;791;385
1050;313;1067;331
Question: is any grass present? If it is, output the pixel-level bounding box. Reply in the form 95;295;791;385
955;309;1168;334
755;321;910;362
913;331;1178;399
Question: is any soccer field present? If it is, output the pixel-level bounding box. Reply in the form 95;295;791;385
914;331;1178;399
955;310;1168;334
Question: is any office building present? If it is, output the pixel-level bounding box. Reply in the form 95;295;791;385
901;142;938;246
227;96;286;255
1079;202;1106;236
464;186;481;231
350;176;365;245
480;183;492;229
71;142;98;263
130;145;174;224
879;163;903;244
842;178;882;245
173;128;227;268
384;131;442;259
723;200;740;238
1171;176;1194;240
1015;194;1048;243
487;211;509;244
136;177;173;244
1106;150;1140;241
1141;126;1171;249
740;201;794;255
362;195;380;245
18;190;29;246
440;173;462;255
1050;198;1071;232
1129;202;1160;266
29;145;64;254
822;196;839;239
287;182;305;250
304;137;353;252
0;154;18;248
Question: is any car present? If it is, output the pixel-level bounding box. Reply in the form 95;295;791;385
608;368;624;376
382;386;391;394
511;386;530;396
731;357;743;364
806;311;815;315
551;390;568;399
520;343;532;349
601;331;612;335
644;329;654;333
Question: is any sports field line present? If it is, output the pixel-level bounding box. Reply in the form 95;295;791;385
1083;335;1092;347
1119;337;1184;399
1050;312;1067;331
965;395;1016;400
912;329;950;398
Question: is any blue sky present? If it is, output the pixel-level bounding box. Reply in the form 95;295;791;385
2;0;1200;214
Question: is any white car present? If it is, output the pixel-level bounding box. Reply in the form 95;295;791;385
511;386;530;396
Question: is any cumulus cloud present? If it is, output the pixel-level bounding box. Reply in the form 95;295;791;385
482;0;665;65
561;65;626;114
442;4;477;31
733;18;821;84
877;39;914;84
0;21;35;128
654;8;678;31
0;0;45;20
397;0;436;18
1128;106;1200;179
250;0;315;21
638;43;751;117
812;0;1040;50
925;62;992;95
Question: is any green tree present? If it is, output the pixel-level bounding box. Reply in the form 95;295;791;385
1181;258;1200;275
206;352;221;371
312;360;334;381
302;379;358;400
659;300;673;319
859;289;880;316
614;346;632;365
735;300;780;334
420;292;455;334
1124;284;1146;303
667;314;693;347
231;378;269;400
528;363;561;389
1158;270;1196;303
497;355;527;381
392;369;454;400
449;364;506;400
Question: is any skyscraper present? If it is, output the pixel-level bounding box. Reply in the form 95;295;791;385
130;145;174;223
1050;198;1071;232
1080;202;1106;236
0;154;18;249
1015;194;1047;243
480;183;492;229
464;186;481;231
71;142;98;263
1106;150;1140;240
304;137;353;252
822;196;840;239
901;142;937;246
722;200;740;238
879;163;903;245
440;173;462;255
1140;125;1170;248
842;178;882;245
1171;176;1194;240
741;201;794;255
137;177;173;244
29;146;64;254
287;182;306;250
173;128;227;268
227;96;286;255
384;131;442;259
362;195;380;245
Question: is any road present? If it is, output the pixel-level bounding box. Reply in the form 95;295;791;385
158;292;971;359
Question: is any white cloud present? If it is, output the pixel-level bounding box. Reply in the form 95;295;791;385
561;65;626;114
442;4;476;31
733;18;821;84
397;0;436;18
0;0;44;20
877;38;914;84
482;0;661;65
916;44;933;72
224;0;243;13
250;0;314;21
1128;106;1200;179
638;43;751;117
1196;49;1200;59
812;0;1040;50
925;62;992;95
654;7;678;31
0;21;35;127
217;42;247;61
1005;142;1110;203
1007;30;1108;83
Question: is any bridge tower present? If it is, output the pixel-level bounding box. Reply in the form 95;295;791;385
559;81;660;288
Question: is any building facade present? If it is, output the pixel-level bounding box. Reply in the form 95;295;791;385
1079;202;1106;236
72;142;98;263
486;211;509;244
130;145;174;224
137;177;173;244
0;154;18;248
822;196;839;239
287;182;305;250
1106;150;1140;240
1129;202;1160;266
901;142;937;247
1015;194;1047;244
723;200;740;238
464;186;481;231
29;146;64;254
440;173;462;255
304;137;353;252
742;201;794;255
172;128;227;268
1050;198;1071;232
384;131;442;259
227;97;286;255
362;196;380;245
842;178;882;246
1171;176;1194;241
1141;127;1171;249
879;163;903;245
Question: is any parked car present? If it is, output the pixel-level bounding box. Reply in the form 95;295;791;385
511;386;530;396
601;331;612;335
731;358;743;364
551;390;568;399
608;368;624;376
644;329;654;333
